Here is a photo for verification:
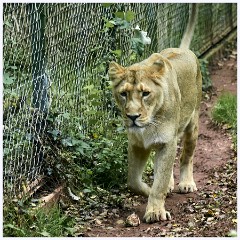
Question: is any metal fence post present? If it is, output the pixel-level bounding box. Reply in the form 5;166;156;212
28;3;49;114
27;3;49;169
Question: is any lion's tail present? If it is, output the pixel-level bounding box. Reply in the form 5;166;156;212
179;3;198;49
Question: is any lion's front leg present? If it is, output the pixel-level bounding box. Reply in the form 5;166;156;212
127;144;151;197
155;161;174;194
144;139;177;223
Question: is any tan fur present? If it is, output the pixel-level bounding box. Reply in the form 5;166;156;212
108;4;201;223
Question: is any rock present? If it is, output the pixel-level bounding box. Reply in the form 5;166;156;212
94;210;100;215
94;219;102;225
125;213;140;227
112;209;118;214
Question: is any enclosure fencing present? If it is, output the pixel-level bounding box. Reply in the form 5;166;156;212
3;3;237;198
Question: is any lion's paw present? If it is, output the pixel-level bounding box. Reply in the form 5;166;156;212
178;181;197;193
143;207;171;223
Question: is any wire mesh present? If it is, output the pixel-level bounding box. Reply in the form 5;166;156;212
3;3;237;198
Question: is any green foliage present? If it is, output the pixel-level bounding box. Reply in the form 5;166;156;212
89;135;128;188
3;202;76;237
212;93;237;129
3;18;30;94
46;109;128;190
102;5;149;62
102;10;135;31
131;37;145;57
212;93;237;149
3;17;31;131
3;19;30;68
102;3;113;8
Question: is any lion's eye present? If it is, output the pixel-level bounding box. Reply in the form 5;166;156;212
120;92;127;97
142;91;150;97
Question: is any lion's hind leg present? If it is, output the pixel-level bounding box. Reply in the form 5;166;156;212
178;113;198;193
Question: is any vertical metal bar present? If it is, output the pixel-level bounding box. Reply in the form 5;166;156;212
28;3;49;113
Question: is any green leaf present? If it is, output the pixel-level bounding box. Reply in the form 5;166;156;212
4;224;25;235
131;38;145;56
102;3;113;8
49;129;60;139
86;110;96;115
75;146;84;155
81;142;90;149
83;188;92;193
90;46;103;52
4;148;11;155
75;141;90;155
62;112;70;119
83;84;94;91
102;16;108;23
125;11;135;22
62;137;73;147
115;11;125;20
3;73;14;85
4;21;13;27
110;49;122;58
4;224;18;230
40;231;51;237
118;20;130;29
105;21;115;28
10;66;17;70
65;227;76;235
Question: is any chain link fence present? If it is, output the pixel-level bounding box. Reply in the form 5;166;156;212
3;3;237;198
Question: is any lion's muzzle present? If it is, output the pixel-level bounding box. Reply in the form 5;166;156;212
126;113;145;128
126;113;141;122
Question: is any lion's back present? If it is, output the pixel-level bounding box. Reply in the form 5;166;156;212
161;48;202;130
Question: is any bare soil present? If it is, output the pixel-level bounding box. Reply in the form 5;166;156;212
81;53;237;237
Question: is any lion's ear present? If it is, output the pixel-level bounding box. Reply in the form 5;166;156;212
152;59;165;72
150;59;166;84
108;61;125;80
108;62;125;87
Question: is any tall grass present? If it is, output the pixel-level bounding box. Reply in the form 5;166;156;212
3;203;76;237
211;92;237;149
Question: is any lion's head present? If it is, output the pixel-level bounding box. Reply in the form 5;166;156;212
109;54;170;128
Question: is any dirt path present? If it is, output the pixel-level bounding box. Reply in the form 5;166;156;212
83;54;237;237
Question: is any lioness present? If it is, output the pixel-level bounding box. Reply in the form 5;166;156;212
109;4;202;223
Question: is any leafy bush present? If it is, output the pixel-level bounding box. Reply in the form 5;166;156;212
46;110;128;191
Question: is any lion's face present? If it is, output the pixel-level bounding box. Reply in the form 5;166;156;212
109;59;166;130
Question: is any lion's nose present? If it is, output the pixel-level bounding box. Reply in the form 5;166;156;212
126;114;141;122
